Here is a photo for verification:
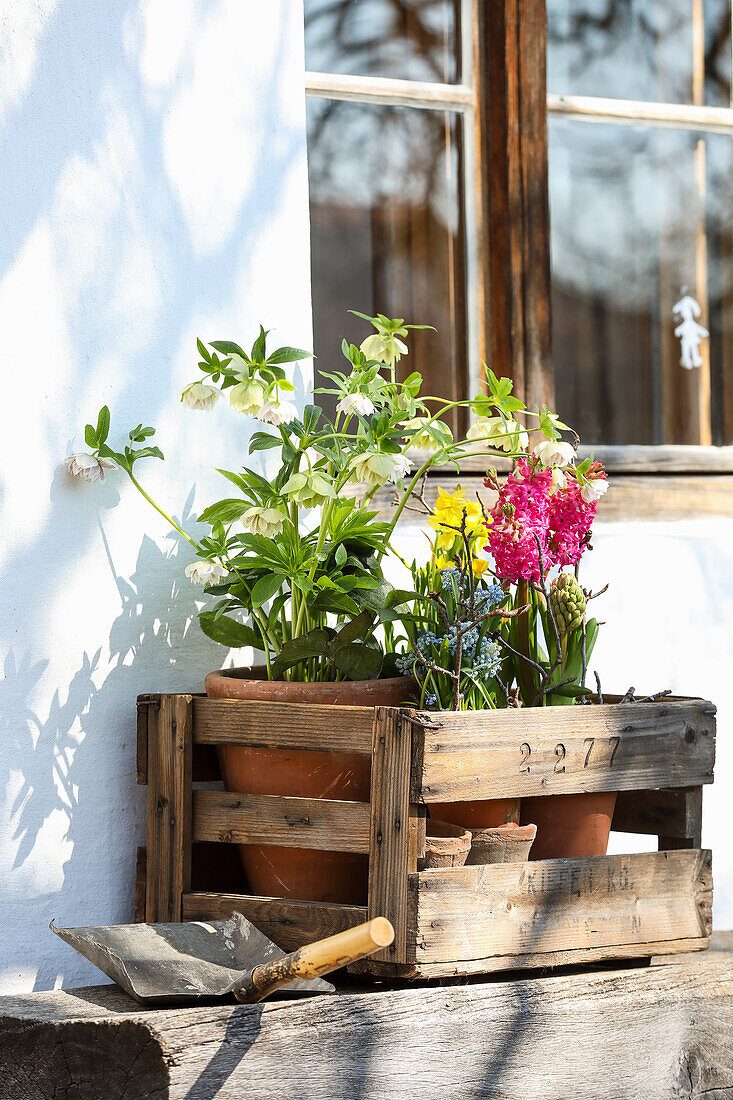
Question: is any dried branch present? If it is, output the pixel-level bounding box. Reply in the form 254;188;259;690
594;671;604;705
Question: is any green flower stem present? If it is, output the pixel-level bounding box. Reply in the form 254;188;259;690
515;578;536;704
125;470;202;553
378;453;437;557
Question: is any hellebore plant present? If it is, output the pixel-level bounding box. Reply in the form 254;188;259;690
68;312;567;684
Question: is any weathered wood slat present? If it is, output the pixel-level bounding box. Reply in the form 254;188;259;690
145;695;192;922
3;935;732;1099
182;892;366;951
370;473;733;523
614;786;703;845
191;790;371;852
408;849;712;965
357;937;709;979
367;708;412;963
191;696;374;752
411;700;716;801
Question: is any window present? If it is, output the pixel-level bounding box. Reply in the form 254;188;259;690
547;0;733;447
305;0;733;477
304;0;476;436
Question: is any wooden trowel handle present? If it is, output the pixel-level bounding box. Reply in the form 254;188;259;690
238;917;394;1003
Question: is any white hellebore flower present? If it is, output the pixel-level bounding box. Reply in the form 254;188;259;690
349;449;398;489
181;382;220;411
65;452;116;483
226;352;251;379
360;333;408;364
580;478;609;504
242;506;287;537
185;561;227;585
230;379;266;414
402;417;453;453
533;439;575;468
466;416;528;454
388;453;413;484
336;392;376;417
256;399;298;426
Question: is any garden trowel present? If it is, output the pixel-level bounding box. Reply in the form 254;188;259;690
51;911;393;1005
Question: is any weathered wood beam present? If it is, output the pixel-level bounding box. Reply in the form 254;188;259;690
1;935;732;1098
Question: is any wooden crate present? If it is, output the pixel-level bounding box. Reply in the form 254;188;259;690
136;693;715;977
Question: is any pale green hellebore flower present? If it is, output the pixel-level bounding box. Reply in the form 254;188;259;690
242;506;287;537
360;333;408;364
281;470;335;509
230;379;266;414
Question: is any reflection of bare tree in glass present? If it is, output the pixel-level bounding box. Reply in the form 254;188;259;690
548;0;731;106
305;0;460;83
550;119;733;445
307;93;467;432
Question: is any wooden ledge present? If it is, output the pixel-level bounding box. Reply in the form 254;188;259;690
2;933;732;1098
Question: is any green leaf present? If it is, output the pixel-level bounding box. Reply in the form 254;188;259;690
216;468;249;493
271;629;332;677
210;340;248;360
96;406;110;445
301;404;321;434
198;611;262;649
249;432;281;453
332;610;375;652
130;446;164;463
334;543;347;567
84;424;97;448
250;573;284;608
333;642;382;681
251;325;268;363
267;346;312;364
198;499;250;524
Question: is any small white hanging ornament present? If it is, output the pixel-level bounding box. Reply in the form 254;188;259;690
673;288;708;370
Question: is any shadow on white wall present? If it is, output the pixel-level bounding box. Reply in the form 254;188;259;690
0;0;312;990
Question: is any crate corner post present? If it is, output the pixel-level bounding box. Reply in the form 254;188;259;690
144;693;193;923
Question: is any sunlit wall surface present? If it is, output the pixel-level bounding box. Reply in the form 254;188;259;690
0;0;312;993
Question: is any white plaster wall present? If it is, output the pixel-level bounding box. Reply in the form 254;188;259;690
0;0;312;993
393;518;733;931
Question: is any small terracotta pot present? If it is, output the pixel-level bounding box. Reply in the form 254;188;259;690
205;667;418;905
521;792;618;860
418;820;472;869
466;822;537;865
429;797;521;832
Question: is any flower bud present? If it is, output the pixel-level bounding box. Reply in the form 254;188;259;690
549;572;586;634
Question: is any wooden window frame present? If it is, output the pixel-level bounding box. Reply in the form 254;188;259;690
305;0;733;516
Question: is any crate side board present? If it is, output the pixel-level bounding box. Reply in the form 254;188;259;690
614;786;703;846
367;708;413;964
410;699;716;802
191;790;371;851
182;892;367;951
352;936;710;979
191;697;374;752
406;849;712;966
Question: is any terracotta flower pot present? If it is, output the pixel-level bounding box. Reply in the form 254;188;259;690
205;667;418;905
465;822;537;865
418;820;472;870
521;792;618;860
428;797;521;832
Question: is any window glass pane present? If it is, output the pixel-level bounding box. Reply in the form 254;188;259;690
549;117;733;445
547;0;732;107
306;98;467;433
304;0;462;84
